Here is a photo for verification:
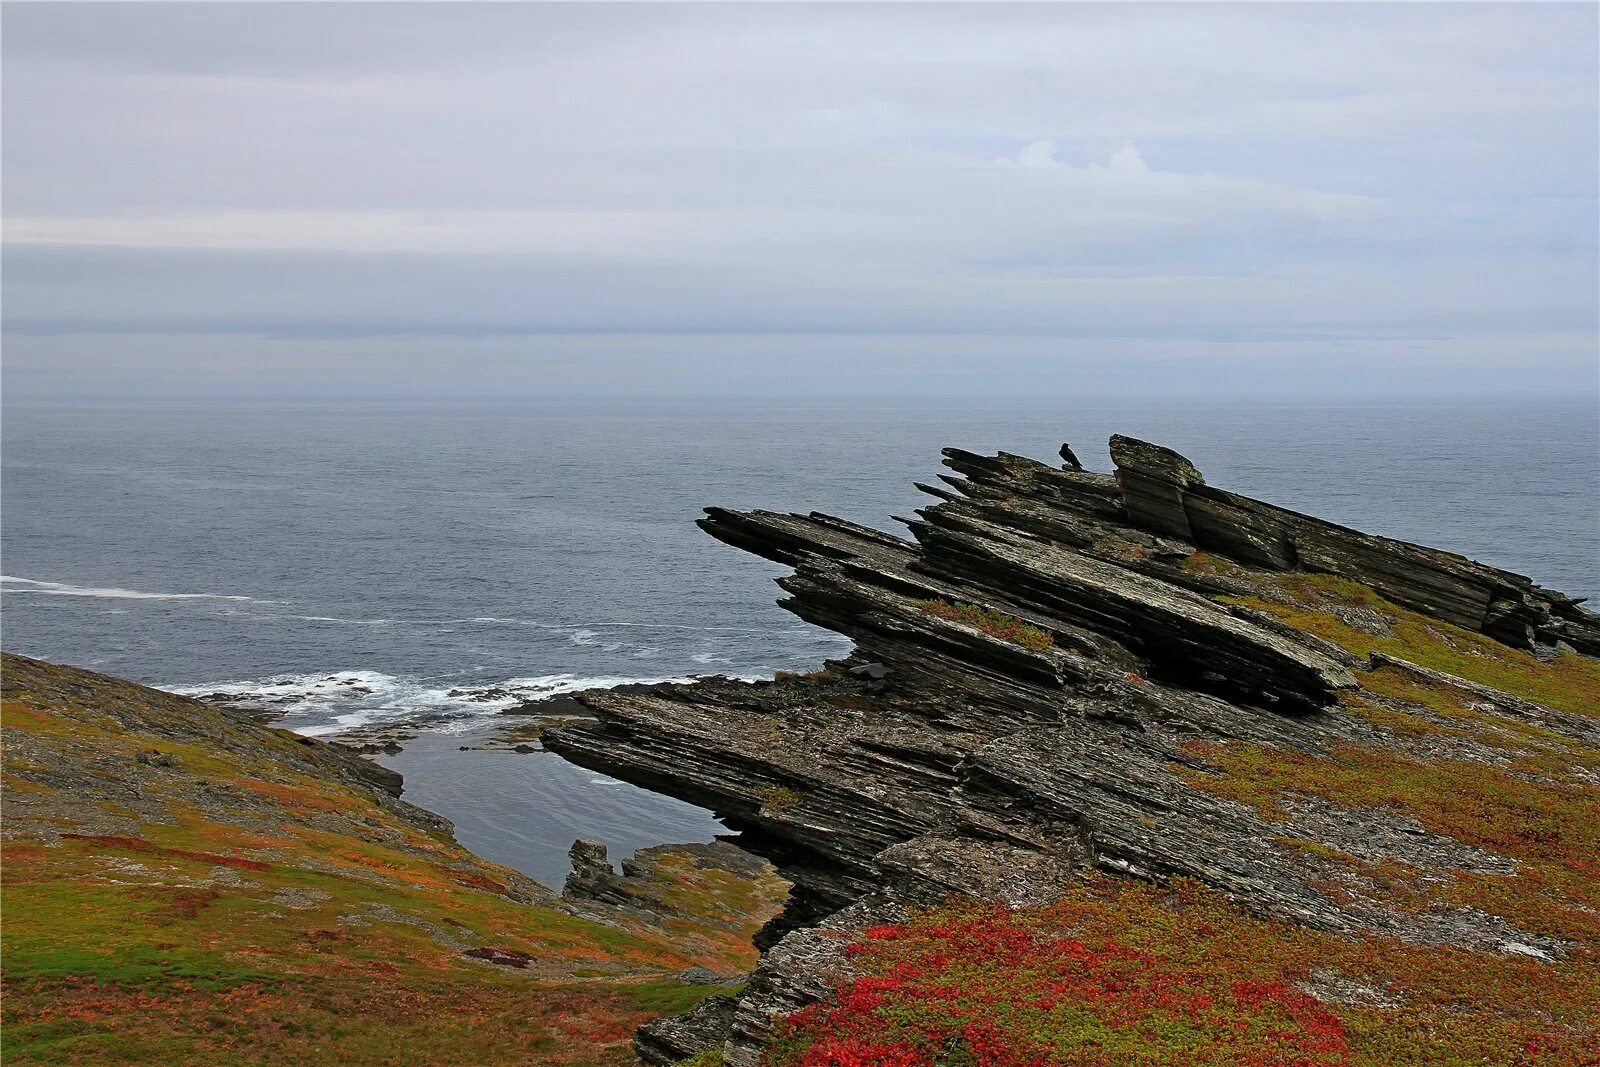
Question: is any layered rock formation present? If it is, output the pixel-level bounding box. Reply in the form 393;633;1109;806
1108;435;1598;654
544;436;1599;1064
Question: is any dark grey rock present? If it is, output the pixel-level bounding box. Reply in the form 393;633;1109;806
1109;435;1595;654
636;994;740;1065
561;839;632;908
681;964;741;985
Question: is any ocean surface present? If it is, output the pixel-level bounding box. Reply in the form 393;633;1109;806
5;397;1596;886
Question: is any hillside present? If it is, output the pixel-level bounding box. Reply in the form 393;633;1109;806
0;653;788;1066
546;435;1600;1066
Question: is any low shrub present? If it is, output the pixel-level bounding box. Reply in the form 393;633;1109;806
759;786;807;815
766;883;1350;1067
916;601;1054;652
765;876;1599;1066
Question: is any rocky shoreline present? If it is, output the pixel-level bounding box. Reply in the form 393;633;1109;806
544;434;1600;1064
1;652;791;1064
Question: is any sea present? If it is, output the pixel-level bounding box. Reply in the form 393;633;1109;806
4;397;1596;887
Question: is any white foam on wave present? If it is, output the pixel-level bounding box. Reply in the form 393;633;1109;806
584;620;831;635
172;669;704;738
2;575;255;601
281;615;393;626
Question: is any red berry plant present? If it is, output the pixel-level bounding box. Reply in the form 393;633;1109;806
764;872;1597;1067
765;882;1350;1067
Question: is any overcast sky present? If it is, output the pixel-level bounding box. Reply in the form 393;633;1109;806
4;2;1596;401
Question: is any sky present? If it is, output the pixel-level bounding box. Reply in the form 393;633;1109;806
3;2;1597;402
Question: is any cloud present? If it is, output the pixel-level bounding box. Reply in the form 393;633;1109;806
1;2;1594;400
1006;138;1146;176
1108;141;1148;176
1014;140;1058;169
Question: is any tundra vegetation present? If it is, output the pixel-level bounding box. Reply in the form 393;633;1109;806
768;568;1600;1066
915;600;1056;653
0;654;788;1066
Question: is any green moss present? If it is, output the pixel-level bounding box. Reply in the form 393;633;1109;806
758;786;806;815
642;852;788;928
1273;837;1360;865
3;1023;200;1065
677;1050;724;1067
1179;550;1238;577
1351;668;1600;780
2;941;277;990
627;979;742;1015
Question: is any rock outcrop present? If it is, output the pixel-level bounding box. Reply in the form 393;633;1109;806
544;435;1599;1064
1107;434;1599;654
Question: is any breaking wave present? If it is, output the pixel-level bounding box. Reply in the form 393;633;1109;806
2;575;256;601
170;670;702;738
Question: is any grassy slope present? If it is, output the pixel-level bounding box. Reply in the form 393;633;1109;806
0;654;787;1066
768;558;1600;1067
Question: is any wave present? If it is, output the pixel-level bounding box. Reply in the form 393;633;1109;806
278;615;394;626
579;621;837;635
1;575;256;601
171;669;705;738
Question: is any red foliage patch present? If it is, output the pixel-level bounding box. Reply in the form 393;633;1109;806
768;897;1351;1067
160;887;223;921
916;600;1055;652
452;870;513;896
61;834;271;872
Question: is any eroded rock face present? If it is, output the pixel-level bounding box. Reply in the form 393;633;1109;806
544;435;1597;1064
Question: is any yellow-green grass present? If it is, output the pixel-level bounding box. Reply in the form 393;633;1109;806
1204;562;1600;718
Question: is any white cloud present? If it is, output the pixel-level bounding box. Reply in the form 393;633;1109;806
1014;140;1058;169
1108;140;1148;176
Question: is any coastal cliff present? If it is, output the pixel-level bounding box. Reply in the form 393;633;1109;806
546;435;1600;1065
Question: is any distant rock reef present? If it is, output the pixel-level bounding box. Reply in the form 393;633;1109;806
545;435;1600;1064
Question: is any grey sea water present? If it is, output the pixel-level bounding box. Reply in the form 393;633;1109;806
4;397;1596;885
